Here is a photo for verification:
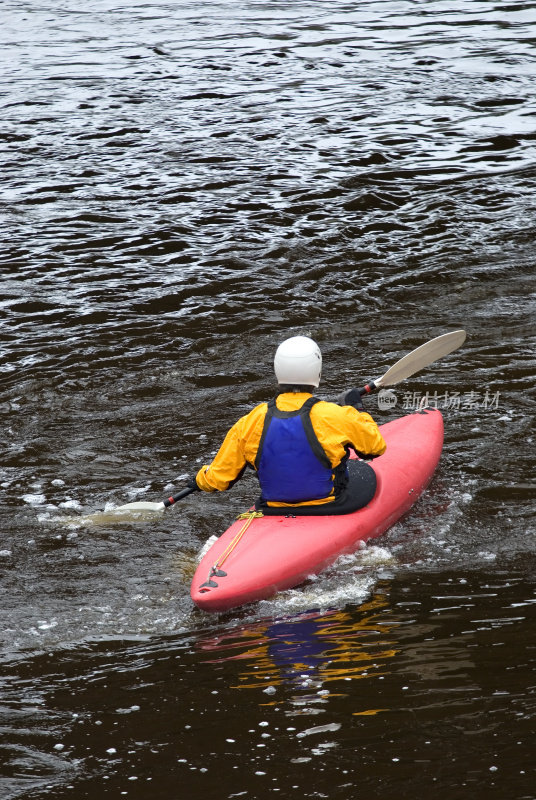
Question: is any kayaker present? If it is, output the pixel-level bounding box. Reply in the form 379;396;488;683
191;336;386;514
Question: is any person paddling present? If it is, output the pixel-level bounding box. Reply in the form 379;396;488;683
191;336;386;513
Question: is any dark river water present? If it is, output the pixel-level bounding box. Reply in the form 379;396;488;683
1;1;535;797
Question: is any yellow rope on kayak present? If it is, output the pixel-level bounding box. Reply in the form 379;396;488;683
213;511;263;570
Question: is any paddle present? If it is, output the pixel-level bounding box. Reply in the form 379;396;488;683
112;486;197;514
111;329;466;516
359;329;466;396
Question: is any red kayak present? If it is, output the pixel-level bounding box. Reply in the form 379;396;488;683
191;408;444;612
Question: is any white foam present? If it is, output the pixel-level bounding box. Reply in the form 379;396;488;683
197;535;219;562
478;551;497;561
21;493;46;505
37;620;57;631
259;572;377;616
353;545;395;566
59;499;82;510
126;485;151;498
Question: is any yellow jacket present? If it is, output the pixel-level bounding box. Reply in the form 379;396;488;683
195;392;386;507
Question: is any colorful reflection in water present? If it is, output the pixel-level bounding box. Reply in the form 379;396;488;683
197;591;398;716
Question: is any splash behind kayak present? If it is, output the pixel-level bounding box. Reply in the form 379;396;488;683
191;409;444;612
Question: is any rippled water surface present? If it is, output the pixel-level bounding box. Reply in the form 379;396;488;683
1;1;535;797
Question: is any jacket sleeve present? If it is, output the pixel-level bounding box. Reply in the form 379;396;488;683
347;409;386;456
195;421;247;492
333;405;386;458
195;402;269;492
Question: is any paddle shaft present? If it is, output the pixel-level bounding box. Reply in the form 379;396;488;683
163;486;198;507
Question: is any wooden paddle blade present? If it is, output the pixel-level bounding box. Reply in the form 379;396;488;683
375;330;466;387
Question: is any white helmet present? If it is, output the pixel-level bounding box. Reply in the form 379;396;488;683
274;336;322;387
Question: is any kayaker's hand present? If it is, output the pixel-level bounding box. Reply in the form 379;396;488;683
337;387;365;411
355;451;380;460
186;476;201;492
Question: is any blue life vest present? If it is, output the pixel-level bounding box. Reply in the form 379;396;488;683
255;397;334;504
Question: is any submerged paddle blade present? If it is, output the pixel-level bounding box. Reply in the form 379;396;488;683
53;501;166;527
111;487;196;514
375;330;466;387
113;501;166;513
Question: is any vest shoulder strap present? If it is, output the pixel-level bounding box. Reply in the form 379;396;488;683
299;398;332;469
